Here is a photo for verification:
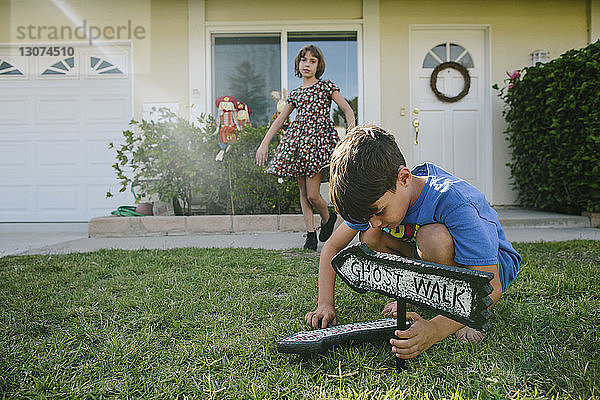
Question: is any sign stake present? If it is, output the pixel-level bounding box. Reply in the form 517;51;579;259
396;298;407;371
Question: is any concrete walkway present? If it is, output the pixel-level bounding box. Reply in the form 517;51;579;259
1;208;599;258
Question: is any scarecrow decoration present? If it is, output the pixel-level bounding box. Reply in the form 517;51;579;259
236;101;252;129
269;90;290;134
215;95;239;161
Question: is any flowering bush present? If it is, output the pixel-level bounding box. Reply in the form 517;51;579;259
494;41;600;214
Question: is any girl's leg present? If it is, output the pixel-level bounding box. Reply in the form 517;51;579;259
305;172;330;223
297;176;315;232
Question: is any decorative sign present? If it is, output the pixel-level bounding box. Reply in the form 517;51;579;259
277;318;403;354
331;243;494;331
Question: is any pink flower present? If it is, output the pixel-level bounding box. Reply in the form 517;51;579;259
508;70;520;80
508;84;515;89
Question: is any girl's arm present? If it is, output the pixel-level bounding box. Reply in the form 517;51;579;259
256;103;294;166
331;91;356;131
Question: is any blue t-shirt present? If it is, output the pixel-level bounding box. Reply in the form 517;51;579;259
346;163;521;290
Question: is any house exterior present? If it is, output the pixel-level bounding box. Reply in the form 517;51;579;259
1;0;598;222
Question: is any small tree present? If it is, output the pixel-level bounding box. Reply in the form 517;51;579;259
494;40;600;214
107;109;301;216
107;109;219;215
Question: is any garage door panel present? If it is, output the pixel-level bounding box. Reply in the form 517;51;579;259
0;97;29;125
37;185;80;212
36;141;81;167
86;140;117;171
0;185;31;212
87;184;127;214
35;96;81;125
85;97;132;123
0;142;29;167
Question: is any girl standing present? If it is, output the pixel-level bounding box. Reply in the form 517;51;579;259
256;45;355;250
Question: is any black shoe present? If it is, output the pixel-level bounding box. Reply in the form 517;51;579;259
304;231;318;251
319;211;338;242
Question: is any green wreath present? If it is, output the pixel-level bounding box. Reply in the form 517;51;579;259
430;61;471;103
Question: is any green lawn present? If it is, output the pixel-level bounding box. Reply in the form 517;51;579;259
0;241;598;399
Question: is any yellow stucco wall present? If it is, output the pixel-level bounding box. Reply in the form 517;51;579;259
380;0;589;204
0;0;187;120
0;0;10;42
205;0;362;21
592;0;600;42
134;0;189;118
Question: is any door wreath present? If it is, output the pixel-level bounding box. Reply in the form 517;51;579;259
430;61;470;103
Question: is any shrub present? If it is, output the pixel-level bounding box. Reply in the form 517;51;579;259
495;40;600;214
108;109;219;215
221;126;301;215
108;108;300;215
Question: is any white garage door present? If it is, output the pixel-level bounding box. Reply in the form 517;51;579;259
0;43;134;222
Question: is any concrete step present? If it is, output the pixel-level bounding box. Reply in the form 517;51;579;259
494;207;590;228
87;208;593;237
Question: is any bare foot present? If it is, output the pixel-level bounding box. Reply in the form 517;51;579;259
382;300;397;316
455;326;486;344
382;301;415;316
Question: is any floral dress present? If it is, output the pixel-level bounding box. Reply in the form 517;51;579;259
266;80;340;178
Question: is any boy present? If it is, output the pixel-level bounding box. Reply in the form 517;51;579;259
305;124;521;360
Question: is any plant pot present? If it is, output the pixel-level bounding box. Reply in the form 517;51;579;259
136;202;153;216
582;211;600;228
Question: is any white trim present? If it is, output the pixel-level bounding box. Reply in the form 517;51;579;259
408;24;493;202
188;0;206;123
280;32;288;95
362;0;380;124
205;19;363;27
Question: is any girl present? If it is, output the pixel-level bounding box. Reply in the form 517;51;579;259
256;45;356;250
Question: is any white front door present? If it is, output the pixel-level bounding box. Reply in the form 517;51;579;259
410;26;491;199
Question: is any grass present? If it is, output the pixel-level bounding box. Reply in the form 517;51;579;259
0;240;598;399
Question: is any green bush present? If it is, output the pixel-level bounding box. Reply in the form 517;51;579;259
108;108;300;215
494;40;600;214
221;126;300;215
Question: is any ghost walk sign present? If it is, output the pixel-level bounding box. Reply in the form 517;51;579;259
331;243;494;331
331;243;494;371
276;243;494;372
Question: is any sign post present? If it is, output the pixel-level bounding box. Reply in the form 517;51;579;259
331;243;494;371
396;298;406;371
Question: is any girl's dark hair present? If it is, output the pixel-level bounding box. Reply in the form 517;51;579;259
294;45;326;79
330;124;406;224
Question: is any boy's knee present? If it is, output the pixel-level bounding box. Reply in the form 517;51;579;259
359;228;386;252
416;224;456;266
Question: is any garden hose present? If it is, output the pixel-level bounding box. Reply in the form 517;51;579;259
110;206;147;217
110;185;147;216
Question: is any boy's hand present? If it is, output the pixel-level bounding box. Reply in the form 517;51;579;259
305;304;338;329
389;312;439;359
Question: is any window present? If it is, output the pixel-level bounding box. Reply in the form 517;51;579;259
423;42;474;69
287;32;358;127
213;35;281;125
212;30;358;127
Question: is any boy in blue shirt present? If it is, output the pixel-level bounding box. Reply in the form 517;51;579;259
305;124;521;360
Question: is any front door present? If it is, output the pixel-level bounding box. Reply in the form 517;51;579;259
410;26;491;199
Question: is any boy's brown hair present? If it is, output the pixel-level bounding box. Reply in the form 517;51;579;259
329;124;406;223
294;45;326;79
